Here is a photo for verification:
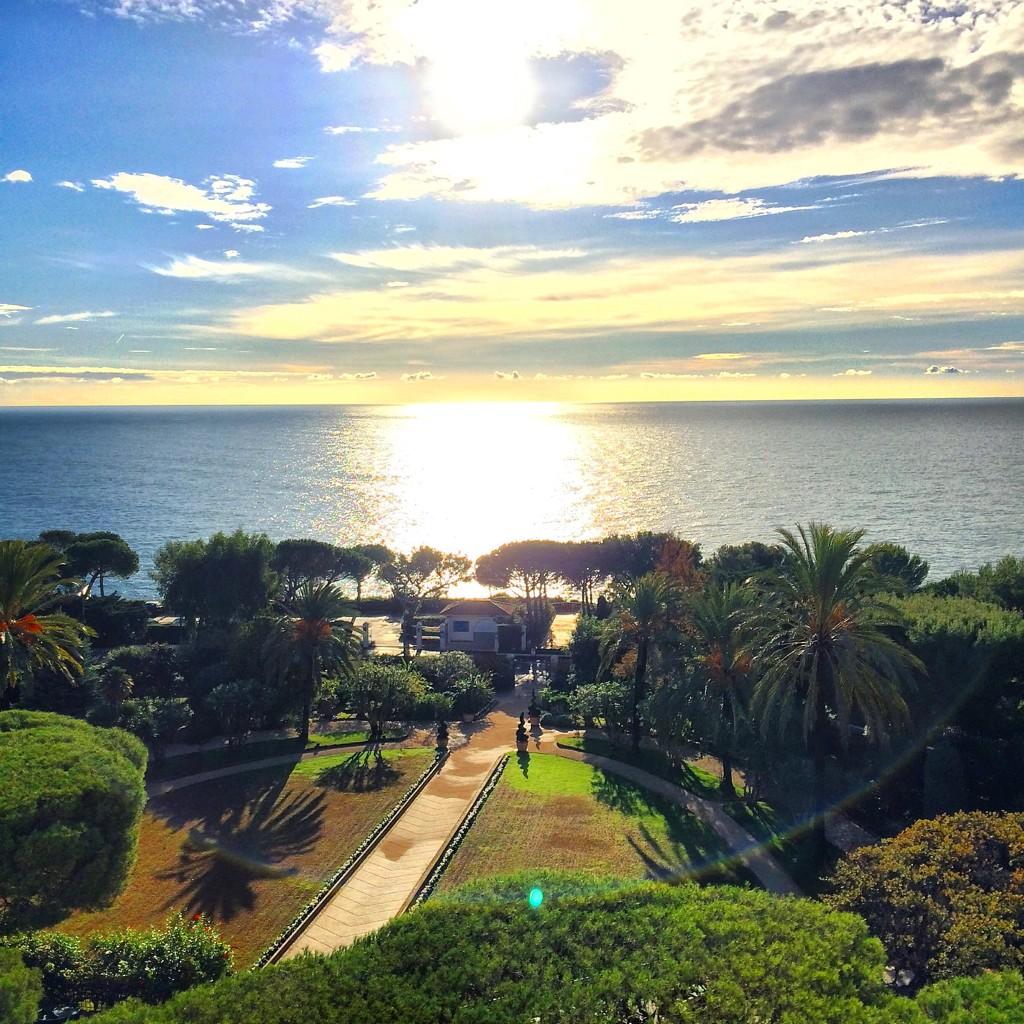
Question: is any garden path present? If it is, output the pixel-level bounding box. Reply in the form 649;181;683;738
276;680;535;958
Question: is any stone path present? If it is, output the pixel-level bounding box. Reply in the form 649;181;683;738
277;681;535;959
548;744;802;895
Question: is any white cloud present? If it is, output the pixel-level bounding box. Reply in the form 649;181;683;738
325;124;400;135
926;364;968;374
313;41;359;72
273;156;313;169
55;180;85;191
494;369;521;379
223;249;240;259
34;310;117;325
196;223;215;230
308;195;357;209
0;346;53;352
671;198;814;224
91;172;270;230
604;209;659;221
641;371;702;379
402;370;441;381
0;304;31;318
146;254;323;282
328;243;585;274
834;368;873;376
695;352;750;362
800;229;874;244
3;170;32;184
307;371;378;381
232;224;264;233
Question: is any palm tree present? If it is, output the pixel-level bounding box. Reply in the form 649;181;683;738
602;572;680;753
688;581;756;799
0;539;92;699
263;580;359;745
752;523;922;857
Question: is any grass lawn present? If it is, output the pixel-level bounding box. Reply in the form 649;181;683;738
558;736;819;889
436;753;752;895
149;728;408;782
61;747;433;967
557;735;721;797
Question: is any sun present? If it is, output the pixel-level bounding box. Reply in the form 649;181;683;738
425;48;535;135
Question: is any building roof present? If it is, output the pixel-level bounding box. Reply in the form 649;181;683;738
440;599;514;619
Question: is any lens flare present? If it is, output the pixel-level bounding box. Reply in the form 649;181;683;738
528;887;544;908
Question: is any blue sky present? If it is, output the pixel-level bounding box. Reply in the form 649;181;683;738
2;0;1024;404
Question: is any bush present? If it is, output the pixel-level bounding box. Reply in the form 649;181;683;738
450;674;493;717
100;645;181;698
6;914;231;1012
826;812;1024;987
73;596;150;649
89;874;899;1024
0;712;147;929
418;652;476;692
112;697;193;755
0;948;42;1024
205;679;268;745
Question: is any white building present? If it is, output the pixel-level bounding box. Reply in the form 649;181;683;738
438;599;521;653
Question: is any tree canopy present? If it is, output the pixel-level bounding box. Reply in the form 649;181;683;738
152;530;277;629
87;872;1024;1024
827;811;1024;987
0;711;146;929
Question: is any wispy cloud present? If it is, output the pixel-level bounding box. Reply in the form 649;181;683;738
402;370;441;382
0;304;31;317
92;172;270;230
146;255;324;282
324;125;400;135
926;364;967;374
272;156;313;169
34;310;117;325
834;368;873;376
55;179;85;191
494;369;521;379
670;197;814;224
308;195;357;209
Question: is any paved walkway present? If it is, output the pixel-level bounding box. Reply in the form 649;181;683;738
278;681;535;958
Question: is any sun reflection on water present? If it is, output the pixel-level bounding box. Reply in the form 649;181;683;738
342;403;597;587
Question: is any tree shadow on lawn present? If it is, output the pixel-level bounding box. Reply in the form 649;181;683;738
590;770;749;884
152;774;327;923
313;748;400;791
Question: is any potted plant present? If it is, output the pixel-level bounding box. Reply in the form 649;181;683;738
528;690;541;731
516;714;529;753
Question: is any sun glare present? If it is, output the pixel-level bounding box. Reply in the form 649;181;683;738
425;50;535;134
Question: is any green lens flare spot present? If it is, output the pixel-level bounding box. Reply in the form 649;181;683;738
529;887;544;909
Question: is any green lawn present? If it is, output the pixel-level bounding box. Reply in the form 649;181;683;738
557;735;722;797
557;736;819;888
436;753;753;894
150;728;408;781
63;747;434;966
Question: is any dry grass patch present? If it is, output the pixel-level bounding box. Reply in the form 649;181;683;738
437;753;748;894
60;748;433;966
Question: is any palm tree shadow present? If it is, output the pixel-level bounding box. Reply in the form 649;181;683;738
152;775;327;922
590;771;750;885
314;748;400;791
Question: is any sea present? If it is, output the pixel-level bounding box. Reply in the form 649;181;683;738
2;399;1022;600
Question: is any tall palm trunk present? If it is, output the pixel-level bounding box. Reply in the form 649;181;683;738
720;699;735;799
809;671;831;860
301;653;318;745
631;638;649;753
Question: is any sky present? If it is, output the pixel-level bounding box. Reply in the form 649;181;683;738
1;0;1024;405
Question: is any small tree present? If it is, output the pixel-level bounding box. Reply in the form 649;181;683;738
206;679;266;746
344;662;426;744
65;533;139;598
863;542;930;594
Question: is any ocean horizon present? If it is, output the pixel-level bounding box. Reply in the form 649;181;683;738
4;397;1022;599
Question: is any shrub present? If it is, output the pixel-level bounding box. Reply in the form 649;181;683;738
450;674;493;716
114;697;193;755
418;651;476;692
73;596;150;649
205;679;268;744
89;874;897;1024
0;948;42;1024
0;712;146;929
6;914;231;1011
99;645;181;698
826;812;1024;987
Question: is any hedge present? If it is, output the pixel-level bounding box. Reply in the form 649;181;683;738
0;711;147;928
82;872;1017;1024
